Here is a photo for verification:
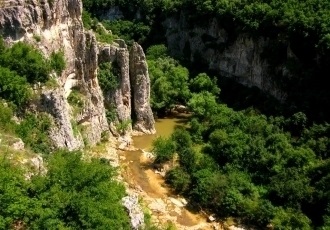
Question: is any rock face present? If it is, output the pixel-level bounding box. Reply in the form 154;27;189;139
130;42;156;134
99;41;132;134
163;13;288;101
99;41;155;135
122;194;144;230
0;0;155;149
41;89;84;150
0;0;109;148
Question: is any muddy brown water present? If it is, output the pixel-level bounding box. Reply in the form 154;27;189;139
120;115;211;228
133;115;189;150
123;115;189;195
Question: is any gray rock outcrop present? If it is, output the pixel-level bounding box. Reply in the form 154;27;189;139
11;138;25;150
0;0;155;148
0;0;108;148
99;41;155;135
41;89;84;150
122;194;144;230
130;42;156;134
99;42;132;134
163;13;288;101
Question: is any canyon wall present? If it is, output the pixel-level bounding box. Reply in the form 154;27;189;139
0;0;155;150
163;12;292;101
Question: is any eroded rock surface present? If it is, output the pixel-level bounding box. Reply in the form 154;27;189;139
99;42;132;134
0;0;108;148
164;13;288;101
130;42;156;134
122;194;144;230
41;89;84;150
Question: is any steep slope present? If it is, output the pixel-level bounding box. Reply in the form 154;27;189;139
0;0;155;149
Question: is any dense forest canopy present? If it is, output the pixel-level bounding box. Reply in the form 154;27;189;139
0;0;329;229
82;0;330;122
78;5;330;228
142;42;330;229
83;0;330;51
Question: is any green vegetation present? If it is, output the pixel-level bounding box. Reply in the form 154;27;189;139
0;67;32;107
0;37;66;107
98;62;120;92
152;136;176;164
115;119;131;135
50;50;66;75
144;43;330;229
0;102;16;133
147;45;190;114
68;87;85;116
82;0;330;121
0;150;130;229
0;41;51;83
82;0;330;52
82;10;116;43
153;96;330;228
102;20;151;43
16;113;53;154
33;34;41;42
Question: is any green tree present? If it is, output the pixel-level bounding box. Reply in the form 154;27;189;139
189;73;220;95
0;42;51;83
148;57;190;113
0;67;32;106
146;44;168;59
190;169;227;209
29;150;130;229
49;51;66;75
271;208;312;230
187;91;218;119
98;62;120;92
165;167;191;194
0;157;31;229
152;136;176;164
0;102;16;133
16;113;53;154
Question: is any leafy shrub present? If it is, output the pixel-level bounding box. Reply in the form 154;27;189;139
33;34;41;42
115;119;131;135
148;57;190;112
67;88;85;115
98;62;120;92
0;41;51;83
82;10;93;30
152;136;176;164
0;67;32;106
0;150;130;229
16;113;53;154
102;19;151;43
146;44;168;59
165;167;191;194
49;51;66;75
106;105;118;123
0;102;16;133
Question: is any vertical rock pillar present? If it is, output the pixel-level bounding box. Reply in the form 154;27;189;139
129;42;156;134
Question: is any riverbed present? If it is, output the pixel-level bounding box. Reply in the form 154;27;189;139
119;115;221;230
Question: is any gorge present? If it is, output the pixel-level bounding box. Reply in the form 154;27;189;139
0;0;330;229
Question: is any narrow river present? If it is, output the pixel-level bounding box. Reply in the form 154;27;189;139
119;115;220;230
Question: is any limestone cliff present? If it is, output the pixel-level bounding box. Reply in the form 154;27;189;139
0;0;155;148
130;42;155;134
163;13;289;101
99;41;132;135
0;0;108;149
99;40;155;135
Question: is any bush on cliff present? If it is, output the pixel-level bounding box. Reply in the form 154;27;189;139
0;41;51;83
0;150;130;229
